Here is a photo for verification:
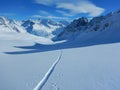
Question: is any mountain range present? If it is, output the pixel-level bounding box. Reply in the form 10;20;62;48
0;9;120;43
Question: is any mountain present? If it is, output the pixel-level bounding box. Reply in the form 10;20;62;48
0;16;26;33
0;9;120;43
21;19;67;38
54;9;120;43
58;20;69;26
0;16;69;40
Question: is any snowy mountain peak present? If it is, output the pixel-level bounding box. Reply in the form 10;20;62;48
54;9;120;41
21;19;68;38
0;16;26;33
0;16;12;25
0;16;6;25
1;9;120;42
0;16;69;39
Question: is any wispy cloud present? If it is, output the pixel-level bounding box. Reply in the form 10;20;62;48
57;1;105;17
39;10;50;16
32;15;71;20
56;10;73;17
33;10;71;20
35;0;54;5
35;0;105;17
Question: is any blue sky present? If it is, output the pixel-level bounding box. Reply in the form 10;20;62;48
0;0;120;20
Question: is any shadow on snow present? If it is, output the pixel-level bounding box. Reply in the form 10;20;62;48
4;37;120;54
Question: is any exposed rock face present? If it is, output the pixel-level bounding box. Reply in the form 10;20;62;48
54;9;120;41
0;17;5;25
64;17;88;32
22;20;35;33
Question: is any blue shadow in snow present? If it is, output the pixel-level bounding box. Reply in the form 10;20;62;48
4;37;120;54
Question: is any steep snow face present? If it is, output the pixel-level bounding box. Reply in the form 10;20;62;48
22;19;67;38
55;10;120;41
0;16;26;33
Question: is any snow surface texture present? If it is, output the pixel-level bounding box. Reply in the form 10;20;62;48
33;50;62;90
0;40;61;90
43;43;120;90
1;40;120;90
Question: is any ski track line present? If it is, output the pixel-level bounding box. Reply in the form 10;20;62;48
33;50;63;90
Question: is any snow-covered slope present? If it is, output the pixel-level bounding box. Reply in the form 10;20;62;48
21;19;67;38
0;17;53;44
0;16;69;40
0;16;26;33
0;39;120;90
43;43;120;90
0;40;61;90
55;9;120;42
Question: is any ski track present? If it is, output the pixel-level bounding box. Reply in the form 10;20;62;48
33;50;62;90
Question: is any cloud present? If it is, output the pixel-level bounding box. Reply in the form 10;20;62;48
35;0;75;5
35;0;53;5
35;0;105;17
57;1;105;17
33;10;71;20
39;10;50;15
56;10;73;17
32;15;71;20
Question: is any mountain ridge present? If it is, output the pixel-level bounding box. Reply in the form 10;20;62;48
54;9;120;42
0;17;69;39
0;9;120;43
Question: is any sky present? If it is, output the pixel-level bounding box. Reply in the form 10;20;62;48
0;0;120;21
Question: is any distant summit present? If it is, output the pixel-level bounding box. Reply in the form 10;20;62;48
21;19;68;38
0;16;69;39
